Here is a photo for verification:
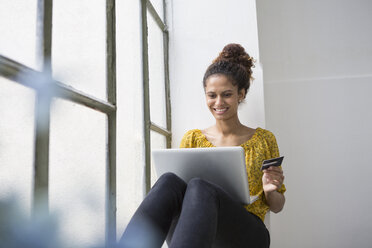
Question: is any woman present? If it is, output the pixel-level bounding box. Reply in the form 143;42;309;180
119;44;286;248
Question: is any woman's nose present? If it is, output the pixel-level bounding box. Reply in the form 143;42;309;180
215;96;223;105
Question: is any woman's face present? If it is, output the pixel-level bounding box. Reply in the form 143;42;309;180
204;74;245;121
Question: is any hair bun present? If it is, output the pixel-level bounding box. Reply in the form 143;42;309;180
213;43;255;76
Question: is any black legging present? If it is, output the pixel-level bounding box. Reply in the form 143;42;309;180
118;173;270;248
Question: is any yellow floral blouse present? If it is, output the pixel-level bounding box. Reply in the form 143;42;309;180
179;127;286;222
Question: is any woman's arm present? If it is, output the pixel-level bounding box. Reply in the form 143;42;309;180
262;166;285;213
264;190;285;213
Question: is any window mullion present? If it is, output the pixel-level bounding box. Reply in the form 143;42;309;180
146;0;167;31
106;0;117;246
36;0;53;73
163;0;171;148
0;55;116;114
32;0;53;218
150;122;171;137
141;0;152;194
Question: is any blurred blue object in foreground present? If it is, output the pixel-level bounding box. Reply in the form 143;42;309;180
0;198;60;248
0;198;125;248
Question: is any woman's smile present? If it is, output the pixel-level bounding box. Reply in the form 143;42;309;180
213;107;229;114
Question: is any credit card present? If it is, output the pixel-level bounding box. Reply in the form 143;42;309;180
260;156;284;171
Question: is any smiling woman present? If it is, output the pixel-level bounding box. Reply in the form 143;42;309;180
118;44;286;248
201;44;258;147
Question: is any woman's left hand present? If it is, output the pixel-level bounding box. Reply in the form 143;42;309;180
262;166;285;193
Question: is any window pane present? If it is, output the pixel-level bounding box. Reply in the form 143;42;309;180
148;12;167;128
148;0;164;22
0;1;37;69
0;77;35;216
52;0;106;100
49;99;106;248
150;131;167;186
115;0;147;238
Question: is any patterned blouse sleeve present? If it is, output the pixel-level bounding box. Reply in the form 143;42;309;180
268;131;280;158
267;131;286;194
179;130;195;148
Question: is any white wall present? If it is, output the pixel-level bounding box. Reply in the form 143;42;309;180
168;0;265;148
256;0;372;247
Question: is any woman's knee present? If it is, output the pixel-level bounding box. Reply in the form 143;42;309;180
188;177;207;188
186;178;218;200
158;172;183;184
188;177;215;189
154;172;186;192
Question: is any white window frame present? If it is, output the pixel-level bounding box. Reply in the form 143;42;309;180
141;0;172;193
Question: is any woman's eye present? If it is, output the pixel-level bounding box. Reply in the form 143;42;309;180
208;94;216;98
224;93;232;97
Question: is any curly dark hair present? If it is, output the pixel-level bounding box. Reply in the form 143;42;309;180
203;43;255;96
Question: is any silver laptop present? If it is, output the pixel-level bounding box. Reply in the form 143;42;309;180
152;147;258;205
